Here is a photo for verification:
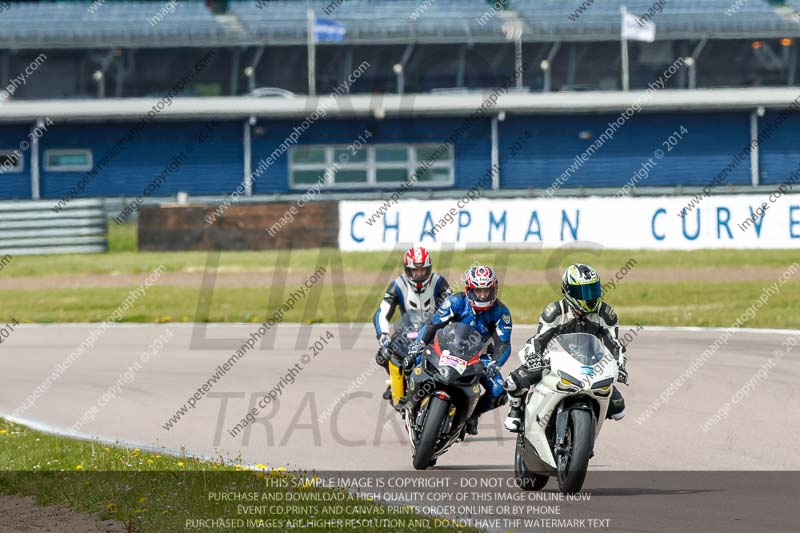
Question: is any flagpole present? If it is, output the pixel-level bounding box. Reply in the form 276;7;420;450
515;27;523;90
620;6;630;91
307;8;316;96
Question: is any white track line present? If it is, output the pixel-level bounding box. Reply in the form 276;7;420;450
1;413;266;471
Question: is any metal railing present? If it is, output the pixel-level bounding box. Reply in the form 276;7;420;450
0;199;108;255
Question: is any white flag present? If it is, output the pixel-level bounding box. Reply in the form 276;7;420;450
621;11;655;42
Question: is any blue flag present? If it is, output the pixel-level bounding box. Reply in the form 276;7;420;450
314;18;346;42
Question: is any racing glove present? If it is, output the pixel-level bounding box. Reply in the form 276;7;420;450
522;344;549;371
616;350;629;385
404;341;425;371
484;358;500;379
617;365;629;385
378;333;391;349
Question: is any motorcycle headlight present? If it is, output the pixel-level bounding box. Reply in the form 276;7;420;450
557;371;583;388
591;377;614;396
593;385;611;396
435;366;458;384
423;357;437;375
457;374;480;385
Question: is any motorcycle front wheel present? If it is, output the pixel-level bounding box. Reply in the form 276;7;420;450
556;409;593;494
412;396;448;470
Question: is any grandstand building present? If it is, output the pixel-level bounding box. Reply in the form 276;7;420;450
0;0;800;201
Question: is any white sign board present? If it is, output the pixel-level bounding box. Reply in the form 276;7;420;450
338;195;800;250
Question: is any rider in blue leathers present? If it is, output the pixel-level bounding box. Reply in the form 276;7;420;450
407;265;511;436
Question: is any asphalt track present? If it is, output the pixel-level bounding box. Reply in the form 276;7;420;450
2;324;799;532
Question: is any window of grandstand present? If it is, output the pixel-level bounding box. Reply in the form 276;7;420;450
44;149;93;172
0;151;23;173
289;144;453;189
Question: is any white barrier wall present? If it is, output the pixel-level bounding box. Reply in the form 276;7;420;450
339;195;800;250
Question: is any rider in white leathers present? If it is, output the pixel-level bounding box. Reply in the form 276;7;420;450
504;263;628;433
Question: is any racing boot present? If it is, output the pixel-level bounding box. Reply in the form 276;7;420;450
606;387;626;421
504;396;524;433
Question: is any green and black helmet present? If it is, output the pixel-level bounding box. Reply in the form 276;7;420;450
561;263;602;314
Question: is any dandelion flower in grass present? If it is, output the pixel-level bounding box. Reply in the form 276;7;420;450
177;461;184;467
147;459;154;465
0;429;7;435
75;465;83;470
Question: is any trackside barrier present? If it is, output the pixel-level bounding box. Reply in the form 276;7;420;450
0;199;108;255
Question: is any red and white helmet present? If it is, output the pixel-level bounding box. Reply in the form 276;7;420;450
465;265;498;312
403;245;433;293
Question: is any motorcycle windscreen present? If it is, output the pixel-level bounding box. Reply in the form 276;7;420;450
435;322;484;359
549;332;608;365
391;313;425;353
395;313;426;336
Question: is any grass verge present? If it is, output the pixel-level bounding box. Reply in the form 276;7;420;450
108;222;138;253
0;279;797;328
0;224;796;327
0;418;472;533
0;223;797;278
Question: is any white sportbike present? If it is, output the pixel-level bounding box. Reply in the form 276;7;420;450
514;332;619;494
